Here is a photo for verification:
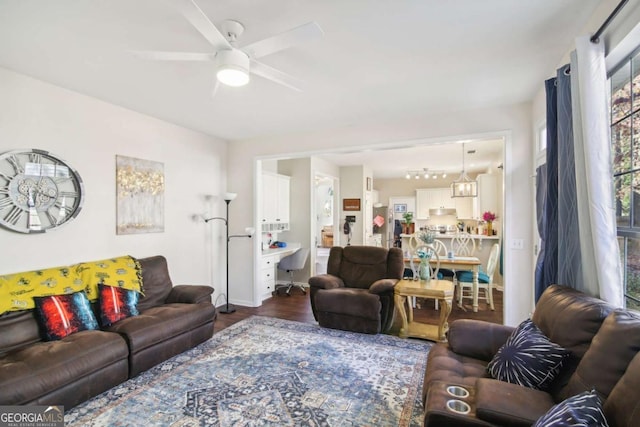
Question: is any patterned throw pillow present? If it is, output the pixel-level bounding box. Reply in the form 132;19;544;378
33;291;99;341
98;283;140;327
488;318;570;390
534;390;609;427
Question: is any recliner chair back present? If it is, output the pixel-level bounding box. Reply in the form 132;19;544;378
328;246;403;288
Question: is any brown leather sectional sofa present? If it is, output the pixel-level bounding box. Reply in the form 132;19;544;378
422;284;640;426
0;255;217;409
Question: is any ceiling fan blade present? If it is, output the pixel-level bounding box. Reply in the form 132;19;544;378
250;60;303;92
130;50;213;61
243;22;323;59
176;0;231;51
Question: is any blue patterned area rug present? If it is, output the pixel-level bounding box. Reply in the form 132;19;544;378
65;316;432;426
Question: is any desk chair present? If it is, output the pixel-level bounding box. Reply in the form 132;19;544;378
458;243;500;310
275;248;310;296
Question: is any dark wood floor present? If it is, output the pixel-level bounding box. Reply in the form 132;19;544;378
214;287;503;338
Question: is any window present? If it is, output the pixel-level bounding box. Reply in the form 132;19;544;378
611;48;640;310
538;123;547;153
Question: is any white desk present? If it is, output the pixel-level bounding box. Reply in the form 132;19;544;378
260;244;301;300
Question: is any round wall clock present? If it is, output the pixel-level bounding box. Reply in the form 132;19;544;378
0;149;84;233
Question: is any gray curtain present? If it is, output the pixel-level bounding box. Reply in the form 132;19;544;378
556;64;583;287
537;64;583;301
535;164;547;300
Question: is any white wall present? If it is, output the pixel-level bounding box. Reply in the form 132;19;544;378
0;68;229;305
229;103;533;325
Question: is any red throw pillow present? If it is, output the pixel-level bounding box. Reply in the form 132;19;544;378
98;283;140;326
33;291;99;341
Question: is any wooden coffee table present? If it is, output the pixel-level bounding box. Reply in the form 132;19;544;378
394;279;455;342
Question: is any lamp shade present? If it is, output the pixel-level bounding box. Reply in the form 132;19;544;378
224;192;238;201
215;49;250;87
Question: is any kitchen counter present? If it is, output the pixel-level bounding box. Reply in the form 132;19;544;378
400;233;499;239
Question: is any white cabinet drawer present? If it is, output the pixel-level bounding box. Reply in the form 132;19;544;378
261;255;278;270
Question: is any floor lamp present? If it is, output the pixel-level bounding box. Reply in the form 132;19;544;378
204;192;253;314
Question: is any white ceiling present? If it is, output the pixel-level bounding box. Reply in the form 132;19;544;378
0;0;601;177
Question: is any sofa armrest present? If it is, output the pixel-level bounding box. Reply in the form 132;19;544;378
309;274;344;290
369;278;398;295
475;378;555;426
448;319;515;361
166;285;213;304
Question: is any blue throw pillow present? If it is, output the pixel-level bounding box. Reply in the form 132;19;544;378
98;283;140;327
33;291;99;341
488;319;570;390
533;390;609;427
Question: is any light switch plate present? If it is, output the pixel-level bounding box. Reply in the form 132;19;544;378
510;239;524;250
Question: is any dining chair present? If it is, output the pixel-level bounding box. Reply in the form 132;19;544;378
457;243;500;310
425;239;450;310
451;232;476;256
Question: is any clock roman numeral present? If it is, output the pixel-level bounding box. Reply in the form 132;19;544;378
54;201;73;216
0;196;13;210
53;176;72;185
4;206;24;225
58;191;78;198
45;209;58;226
29;152;42;164
0;186;9;195
6;155;23;174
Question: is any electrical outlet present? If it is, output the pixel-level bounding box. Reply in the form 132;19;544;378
510;239;524;250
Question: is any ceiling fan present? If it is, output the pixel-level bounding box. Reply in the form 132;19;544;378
132;0;323;95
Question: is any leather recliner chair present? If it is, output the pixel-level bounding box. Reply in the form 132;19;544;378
308;246;404;334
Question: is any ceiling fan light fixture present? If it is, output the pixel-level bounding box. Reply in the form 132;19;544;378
216;49;250;87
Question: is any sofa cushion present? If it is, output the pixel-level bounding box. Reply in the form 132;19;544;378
33;291;99;341
533;390;607;427
328;246;402;289
105;303;215;354
563;309;640;401
532;285;614;360
487;319;569;390
136;256;173;311
98;283;140;327
314;288;381;320
0;311;42;356
603;350;640;427
0;330;128;405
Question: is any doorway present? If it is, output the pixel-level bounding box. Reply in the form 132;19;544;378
313;173;338;275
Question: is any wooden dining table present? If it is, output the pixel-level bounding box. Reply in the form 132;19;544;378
404;255;483;312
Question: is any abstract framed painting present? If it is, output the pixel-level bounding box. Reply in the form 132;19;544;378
116;155;165;234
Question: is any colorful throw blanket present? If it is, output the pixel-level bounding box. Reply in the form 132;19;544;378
0;255;143;314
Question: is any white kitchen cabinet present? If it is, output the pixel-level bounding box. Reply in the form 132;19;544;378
473;174;498;219
416;188;455;219
261;173;290;231
455;197;474;219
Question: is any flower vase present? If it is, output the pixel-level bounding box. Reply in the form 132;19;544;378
487;221;493;236
419;258;431;281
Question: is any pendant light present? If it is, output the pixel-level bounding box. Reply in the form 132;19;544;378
451;143;477;198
